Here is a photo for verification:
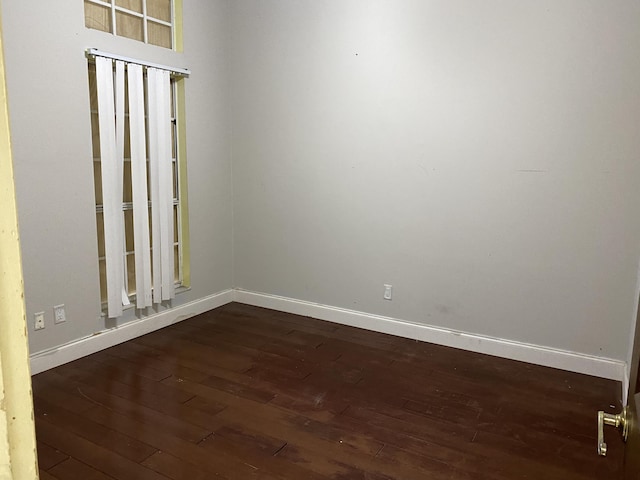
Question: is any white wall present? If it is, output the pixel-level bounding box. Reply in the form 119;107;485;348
2;0;233;354
231;0;640;361
5;0;640;367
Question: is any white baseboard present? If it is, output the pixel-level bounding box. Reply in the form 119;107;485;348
30;287;626;384
234;289;626;382
30;289;235;375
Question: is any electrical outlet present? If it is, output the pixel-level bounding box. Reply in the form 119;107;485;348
383;284;393;300
54;304;66;324
34;312;45;330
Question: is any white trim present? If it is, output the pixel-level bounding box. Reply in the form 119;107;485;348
29;288;626;382
233;289;626;382
142;0;149;44
29;289;234;375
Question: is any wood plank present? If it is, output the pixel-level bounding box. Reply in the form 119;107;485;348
165;376;373;454
36;441;69;471
133;335;254;373
36;419;167;480
34;398;158;463
165;377;463;480
86;404;283;479
32;302;624;480
102;341;211;382
40;371;213;443
198;430;330;480
141;450;227;480
47;458;118;480
37;470;58;480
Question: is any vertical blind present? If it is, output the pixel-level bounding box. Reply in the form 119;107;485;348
92;51;188;318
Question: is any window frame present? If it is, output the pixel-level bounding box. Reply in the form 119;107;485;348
84;0;175;50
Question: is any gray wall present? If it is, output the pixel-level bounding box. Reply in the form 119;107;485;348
231;0;640;360
2;0;233;354
5;0;640;364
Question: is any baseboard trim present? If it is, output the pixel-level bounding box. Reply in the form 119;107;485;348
234;289;625;382
30;287;626;383
30;289;235;375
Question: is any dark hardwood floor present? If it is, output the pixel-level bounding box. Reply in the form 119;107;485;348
33;302;625;479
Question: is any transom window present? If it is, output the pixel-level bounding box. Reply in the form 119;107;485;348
84;0;174;49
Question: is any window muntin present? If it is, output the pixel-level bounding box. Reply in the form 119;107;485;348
84;0;174;49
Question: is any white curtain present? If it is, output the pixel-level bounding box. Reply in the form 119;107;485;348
95;58;175;318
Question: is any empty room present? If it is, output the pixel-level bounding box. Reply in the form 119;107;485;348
1;0;640;478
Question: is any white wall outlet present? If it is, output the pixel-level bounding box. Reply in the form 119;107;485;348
54;304;66;324
34;312;45;330
383;284;393;300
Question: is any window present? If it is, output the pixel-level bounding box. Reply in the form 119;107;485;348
84;0;174;49
88;51;189;318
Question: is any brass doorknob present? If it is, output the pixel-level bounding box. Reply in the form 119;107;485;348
597;407;628;456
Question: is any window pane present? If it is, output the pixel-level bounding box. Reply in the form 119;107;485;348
124;210;135;253
123;101;132;204
172;161;177;199
116;10;144;42
174;245;180;282
88;68;101;159
127;254;136;294
115;0;142;14
96;212;105;257
148;206;153;236
91;113;101;159
93;163;103;206
173;205;179;243
147;21;172;49
88;64;97;110
171;123;176;159
147;0;171;22
85;1;112;33
124;115;131;160
98;259;107;303
125;210;136;254
123;160;132;203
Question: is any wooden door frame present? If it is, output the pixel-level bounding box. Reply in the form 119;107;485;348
620;275;640;478
627;291;640;402
0;7;39;479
